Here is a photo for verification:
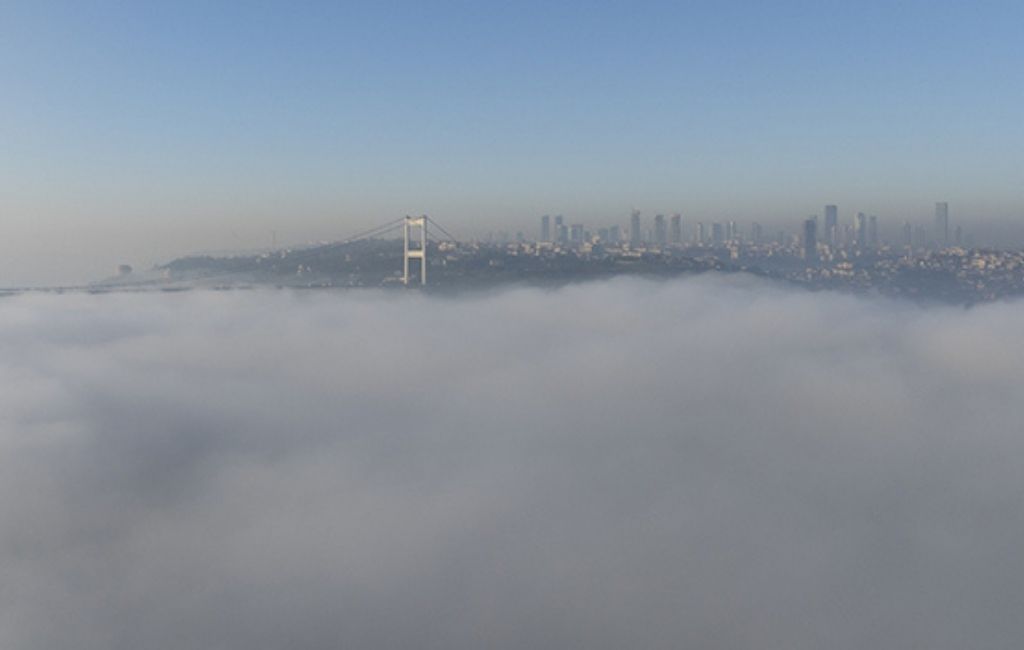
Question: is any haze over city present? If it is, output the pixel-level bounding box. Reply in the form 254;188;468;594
4;2;1024;649
3;1;1024;285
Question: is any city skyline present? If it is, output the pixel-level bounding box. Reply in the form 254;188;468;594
59;200;1018;305
526;202;962;249
5;4;1024;647
3;1;1024;285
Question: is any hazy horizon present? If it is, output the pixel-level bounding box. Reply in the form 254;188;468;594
6;205;1024;288
6;3;1024;647
3;1;1024;285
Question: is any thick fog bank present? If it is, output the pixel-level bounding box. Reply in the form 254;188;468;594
2;275;1023;649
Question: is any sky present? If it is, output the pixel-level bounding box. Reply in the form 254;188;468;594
4;275;1024;648
2;0;1024;284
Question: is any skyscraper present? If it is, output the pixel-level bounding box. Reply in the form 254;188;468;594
670;214;682;244
630;210;641;246
653;214;666;245
696;222;705;244
903;221;913;248
570;223;584;244
751;222;763;244
540;215;550;242
712;222;725;245
803;217;818;263
935;202;949;247
868;216;878;248
855;212;867;248
824;205;838;245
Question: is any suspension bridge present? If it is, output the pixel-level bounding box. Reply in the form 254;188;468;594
335;215;458;286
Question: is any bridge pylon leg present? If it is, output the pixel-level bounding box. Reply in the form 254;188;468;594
403;215;427;286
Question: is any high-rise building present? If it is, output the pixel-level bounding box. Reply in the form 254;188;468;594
803;216;818;263
570;223;584;244
696;222;705;244
540;215;551;242
824;205;838;245
556;223;568;245
712;222;725;245
670;214;682;244
935;202;949;247
653;214;667;245
751;222;763;244
855;212;868;248
903;221;912;247
729;220;738;242
609;225;620;243
630;210;642;246
868;216;878;248
841;224;853;247
954;225;963;246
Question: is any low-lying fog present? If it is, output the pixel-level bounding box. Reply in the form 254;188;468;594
2;275;1023;649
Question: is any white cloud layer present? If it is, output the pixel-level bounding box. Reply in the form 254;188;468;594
2;275;1024;649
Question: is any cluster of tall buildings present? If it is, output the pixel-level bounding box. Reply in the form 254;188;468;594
806;206;879;254
540;214;589;246
891;203;961;250
539;203;960;256
540;211;752;248
799;202;966;264
542;211;685;247
629;210;684;246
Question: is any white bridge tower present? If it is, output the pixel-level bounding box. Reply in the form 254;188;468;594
403;215;427;286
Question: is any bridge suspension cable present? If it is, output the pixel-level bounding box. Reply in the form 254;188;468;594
339;218;407;244
337;216;459;246
425;216;458;242
334;215;459;288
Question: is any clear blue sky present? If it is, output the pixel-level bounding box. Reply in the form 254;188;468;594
2;0;1023;284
